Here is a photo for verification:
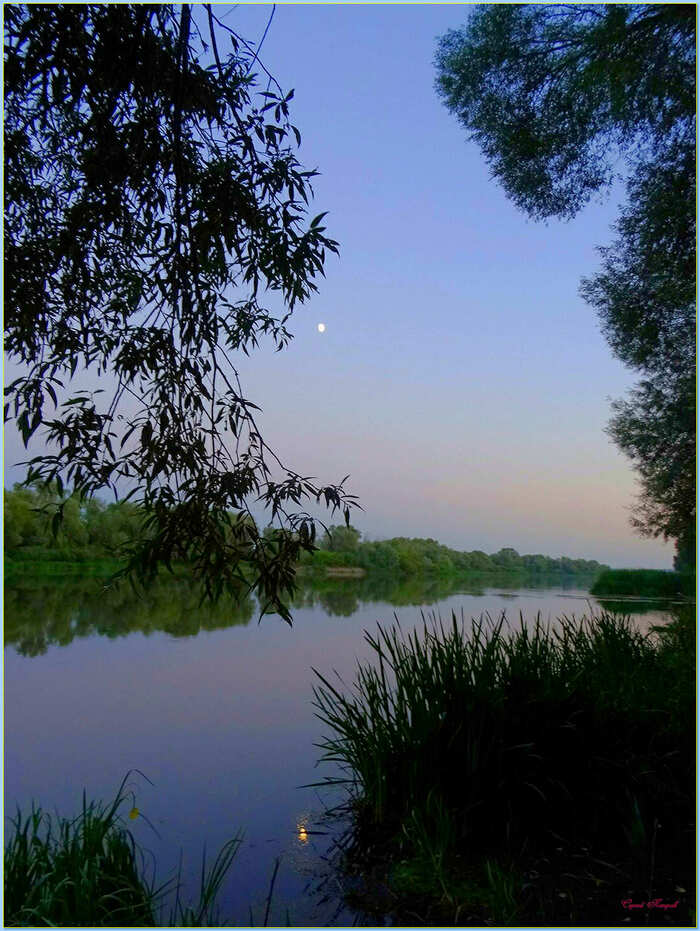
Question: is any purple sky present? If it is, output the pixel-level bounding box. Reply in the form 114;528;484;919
3;4;675;569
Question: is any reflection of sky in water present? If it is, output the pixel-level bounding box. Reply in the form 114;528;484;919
4;581;677;925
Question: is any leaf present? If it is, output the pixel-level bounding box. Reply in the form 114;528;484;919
45;382;58;406
51;508;63;538
310;211;329;228
120;423;139;450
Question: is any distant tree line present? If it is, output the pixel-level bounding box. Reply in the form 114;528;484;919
301;525;609;577
5;487;608;577
4;483;142;560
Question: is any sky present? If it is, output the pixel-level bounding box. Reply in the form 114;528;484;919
3;3;676;570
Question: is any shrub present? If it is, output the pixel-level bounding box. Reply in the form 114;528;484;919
591;568;693;597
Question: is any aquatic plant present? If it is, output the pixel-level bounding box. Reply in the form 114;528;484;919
591;568;694;598
313;610;694;923
4;772;243;927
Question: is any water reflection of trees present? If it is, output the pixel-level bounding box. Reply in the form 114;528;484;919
4;577;255;656
5;570;602;655
291;571;599;617
591;597;678;617
289;575;462;617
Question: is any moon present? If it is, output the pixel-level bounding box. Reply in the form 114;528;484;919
317;323;326;333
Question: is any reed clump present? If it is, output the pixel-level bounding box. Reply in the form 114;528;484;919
4;773;243;927
591;567;694;598
313;610;694;924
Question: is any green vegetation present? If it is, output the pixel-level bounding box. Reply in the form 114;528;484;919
4;774;242;927
5;5;356;618
435;5;696;571
300;525;609;579
4;481;260;595
4;483;144;563
5;554;122;578
313;609;694;925
5;487;610;588
592;568;695;599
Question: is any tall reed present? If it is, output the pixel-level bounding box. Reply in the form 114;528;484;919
4;772;243;927
313;610;694;918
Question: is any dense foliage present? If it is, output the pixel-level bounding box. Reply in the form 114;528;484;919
591;568;694;598
4;483;143;559
581;132;696;571
303;525;608;577
314;609;695;924
4;490;609;581
4;4;356;619
435;5;696;569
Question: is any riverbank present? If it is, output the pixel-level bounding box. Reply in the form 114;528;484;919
314;608;695;926
3;550;606;593
591;568;695;598
4;554;123;579
299;535;610;578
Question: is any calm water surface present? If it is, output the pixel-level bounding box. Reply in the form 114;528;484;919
4;572;675;925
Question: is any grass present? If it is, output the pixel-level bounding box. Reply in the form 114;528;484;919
312;609;695;925
591;568;695;598
4;772;244;927
4;555;122;578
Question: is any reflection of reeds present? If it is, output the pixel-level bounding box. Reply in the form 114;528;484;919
4;771;243;927
313;610;694;923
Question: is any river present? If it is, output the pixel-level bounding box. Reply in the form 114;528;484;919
3;571;676;926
